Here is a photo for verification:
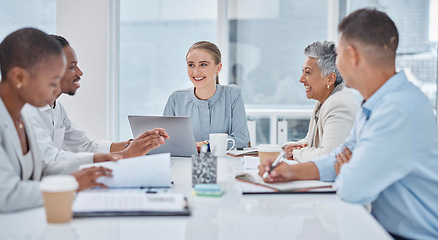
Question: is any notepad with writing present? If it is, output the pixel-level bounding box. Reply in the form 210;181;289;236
73;191;190;217
235;170;335;194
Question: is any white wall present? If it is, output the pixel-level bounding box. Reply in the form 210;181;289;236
56;0;114;141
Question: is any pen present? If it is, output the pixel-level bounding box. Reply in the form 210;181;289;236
200;143;208;157
263;151;286;179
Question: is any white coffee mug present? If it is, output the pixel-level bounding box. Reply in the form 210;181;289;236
209;133;235;158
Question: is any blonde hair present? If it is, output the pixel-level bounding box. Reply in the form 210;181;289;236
186;41;221;84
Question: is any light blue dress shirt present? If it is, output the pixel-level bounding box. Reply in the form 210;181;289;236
163;84;250;149
311;71;438;239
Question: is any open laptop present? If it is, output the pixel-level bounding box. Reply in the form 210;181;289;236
128;115;197;157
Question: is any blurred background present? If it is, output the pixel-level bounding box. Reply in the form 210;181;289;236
1;0;436;145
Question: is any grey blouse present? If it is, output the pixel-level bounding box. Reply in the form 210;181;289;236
163;84;250;148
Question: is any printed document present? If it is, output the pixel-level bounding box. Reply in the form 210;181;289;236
79;153;172;188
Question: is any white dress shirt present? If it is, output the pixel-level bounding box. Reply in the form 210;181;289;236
22;100;111;164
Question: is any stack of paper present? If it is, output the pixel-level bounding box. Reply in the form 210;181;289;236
75;153;191;217
79;153;172;188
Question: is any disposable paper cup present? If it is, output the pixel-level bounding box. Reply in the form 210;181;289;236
40;175;78;223
258;144;282;164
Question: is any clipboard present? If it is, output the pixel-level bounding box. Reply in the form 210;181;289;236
72;191;190;217
73;206;190;217
235;171;336;194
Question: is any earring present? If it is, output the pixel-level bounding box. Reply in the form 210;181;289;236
17;82;22;89
327;84;330;89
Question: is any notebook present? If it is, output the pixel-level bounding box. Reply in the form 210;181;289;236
235;170;335;194
128;115;197;157
227;148;258;156
73;191;190;217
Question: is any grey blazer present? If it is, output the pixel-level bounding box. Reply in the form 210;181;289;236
0;98;82;212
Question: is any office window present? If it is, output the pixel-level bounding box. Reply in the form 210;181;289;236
229;0;327;107
119;0;217;140
118;1;437;144
229;0;329;144
348;0;438;111
0;0;56;41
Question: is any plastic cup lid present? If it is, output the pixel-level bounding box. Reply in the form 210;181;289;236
40;175;79;192
258;144;282;152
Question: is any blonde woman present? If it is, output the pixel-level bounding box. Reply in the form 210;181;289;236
164;41;250;150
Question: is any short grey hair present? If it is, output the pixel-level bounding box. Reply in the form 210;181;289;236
304;41;343;86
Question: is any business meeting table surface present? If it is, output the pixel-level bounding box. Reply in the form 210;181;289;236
0;156;393;240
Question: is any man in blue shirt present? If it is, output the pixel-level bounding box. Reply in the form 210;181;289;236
260;9;438;239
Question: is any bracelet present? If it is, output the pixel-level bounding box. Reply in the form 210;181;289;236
124;139;134;148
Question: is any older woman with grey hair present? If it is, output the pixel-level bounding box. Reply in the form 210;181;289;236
261;41;358;170
285;40;359;162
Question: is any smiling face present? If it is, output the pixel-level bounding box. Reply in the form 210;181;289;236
186;49;222;90
60;45;83;96
299;57;331;103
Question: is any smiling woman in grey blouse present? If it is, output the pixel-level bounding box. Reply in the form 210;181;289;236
163;41;250;150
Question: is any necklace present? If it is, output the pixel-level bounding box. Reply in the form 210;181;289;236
15;117;24;129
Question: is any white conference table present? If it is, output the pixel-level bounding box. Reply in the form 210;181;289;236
0;156;393;240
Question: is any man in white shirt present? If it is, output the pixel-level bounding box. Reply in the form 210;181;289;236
23;35;168;165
